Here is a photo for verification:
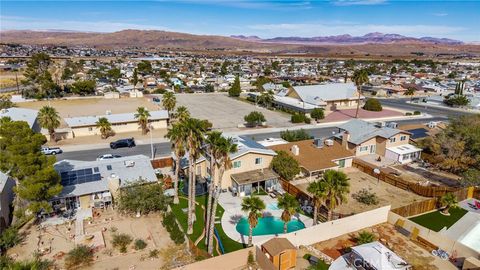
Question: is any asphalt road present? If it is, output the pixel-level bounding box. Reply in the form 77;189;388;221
380;98;476;118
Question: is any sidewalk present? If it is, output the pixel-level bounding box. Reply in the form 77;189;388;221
406;100;480;114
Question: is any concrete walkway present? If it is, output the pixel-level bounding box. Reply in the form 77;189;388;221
218;192;313;246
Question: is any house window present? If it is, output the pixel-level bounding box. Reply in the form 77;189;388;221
107;165;112;171
255;158;262;165
400;136;407;141
359;146;369;152
233;161;241;168
88;127;93;131
389;137;396;143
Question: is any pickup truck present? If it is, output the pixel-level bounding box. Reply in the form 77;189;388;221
41;147;63;155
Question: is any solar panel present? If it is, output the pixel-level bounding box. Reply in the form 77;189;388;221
407;128;429;139
60;168;101;186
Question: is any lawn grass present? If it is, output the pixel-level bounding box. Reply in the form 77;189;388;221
409;207;468;232
303;254;330;270
170;195;245;255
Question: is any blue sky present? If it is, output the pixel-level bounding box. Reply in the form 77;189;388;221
1;0;479;41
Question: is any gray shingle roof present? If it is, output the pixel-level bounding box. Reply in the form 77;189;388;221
64;110;168;128
335;119;406;145
292;82;359;106
54;155;156;197
0;108;38;128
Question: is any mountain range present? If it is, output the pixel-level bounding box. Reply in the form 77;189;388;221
230;32;463;45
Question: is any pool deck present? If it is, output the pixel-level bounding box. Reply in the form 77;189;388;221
218;192;313;245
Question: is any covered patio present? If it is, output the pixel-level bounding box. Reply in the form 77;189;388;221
231;168;279;197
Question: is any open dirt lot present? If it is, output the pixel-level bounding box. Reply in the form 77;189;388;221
17;97;161;118
393;164;462;188
297;167;427;215
174;93;294;130
8;209;178;270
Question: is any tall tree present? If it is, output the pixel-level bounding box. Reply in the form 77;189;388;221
38;106;60;142
131;68;139;91
22;53;55;98
96;117;113;139
183;118;207;234
307;180;325;225
352;69;369;118
321;170;350;221
162;92;176;119
206;135;237;255
258;90;274;109
404;87;416;101
277;193;300;233
165;123;187;204
174;106;190;123
241;197;266;246
228;76;241;97
134;107;150;135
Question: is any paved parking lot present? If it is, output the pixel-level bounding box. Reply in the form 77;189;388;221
175;93;294;130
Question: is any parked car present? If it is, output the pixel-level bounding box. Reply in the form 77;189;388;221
41;147;63;155
96;154;122;161
110;138;136;149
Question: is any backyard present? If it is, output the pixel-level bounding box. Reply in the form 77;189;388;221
409;208;468;232
169;195;245;256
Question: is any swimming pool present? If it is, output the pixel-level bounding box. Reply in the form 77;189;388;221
236;216;305;236
266;202;280;210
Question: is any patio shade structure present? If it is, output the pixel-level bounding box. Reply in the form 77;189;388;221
231;168;279;196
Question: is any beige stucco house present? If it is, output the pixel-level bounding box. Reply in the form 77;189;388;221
334;119;422;164
177;135;278;196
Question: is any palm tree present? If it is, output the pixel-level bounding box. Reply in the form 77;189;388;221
277;193;300;233
241;196;266;246
183;118;207;234
38;105;60;142
96;117;113;139
439;193;458;215
165;123;186;204
162;92;176;119
174;106;190;123
352;69;369;118
404;87;416;101
321;170;350;221
207;136;237;255
134;107;151;135
307;180;325;225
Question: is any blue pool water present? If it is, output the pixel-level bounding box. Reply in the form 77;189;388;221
267;202;280;210
236;216;305;236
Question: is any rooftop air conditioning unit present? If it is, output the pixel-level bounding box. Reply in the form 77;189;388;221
375;121;386;128
124;161;135;167
325;139;334;146
106;110;112;115
313;138;324;148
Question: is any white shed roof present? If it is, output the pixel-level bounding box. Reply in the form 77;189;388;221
65;110;168;128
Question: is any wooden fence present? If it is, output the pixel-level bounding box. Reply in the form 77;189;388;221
151;156;173;168
352;159;460;198
391;198;438;217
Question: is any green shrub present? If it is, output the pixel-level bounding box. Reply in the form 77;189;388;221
0;227;21;251
65;245;94;268
363;98;383;111
247;250;255;265
149;249;159;258
271;151;300;181
280;129;312;142
413;111;421;115
134;239;147;250
310;108;325;121
304;117;311;124
244;111;266;127
291;113;307;123
405;112;412;116
153;88;166;94
352;188;379;205
356;231;376;245
444;95;469;107
111;233;133;253
162;212;185;244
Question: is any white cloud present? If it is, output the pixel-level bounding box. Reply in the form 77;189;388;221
247;22;466;38
331;0;386;6
0;16;169;33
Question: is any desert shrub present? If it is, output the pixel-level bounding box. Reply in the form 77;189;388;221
291;113;308;123
310;108;325;121
149;249;159;258
356;231;376;245
413;110;421;115
247;250;255;265
363;98;382;111
0;227;21;251
244;111;266;127
134;239;147;250
352;188;379;205
405;112;412;116
162;212;185;245
280;129;312;142
111;233;133;253
65;245;94;268
304;116;311;124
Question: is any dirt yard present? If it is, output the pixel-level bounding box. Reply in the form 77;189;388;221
393;163;462;188
17;97;161;118
312;223;457;270
296;167;427;215
7;209;184;270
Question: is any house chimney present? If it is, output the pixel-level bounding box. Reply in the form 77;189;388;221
342;131;350;150
291;145;300;156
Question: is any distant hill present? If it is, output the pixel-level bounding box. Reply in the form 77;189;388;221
231;32;463;45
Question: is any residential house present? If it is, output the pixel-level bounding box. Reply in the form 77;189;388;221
334;119;422;164
53;155;157;210
0;172;15;232
0;107;40;132
269;138;355;179
64;110;168;138
177;135;278;196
